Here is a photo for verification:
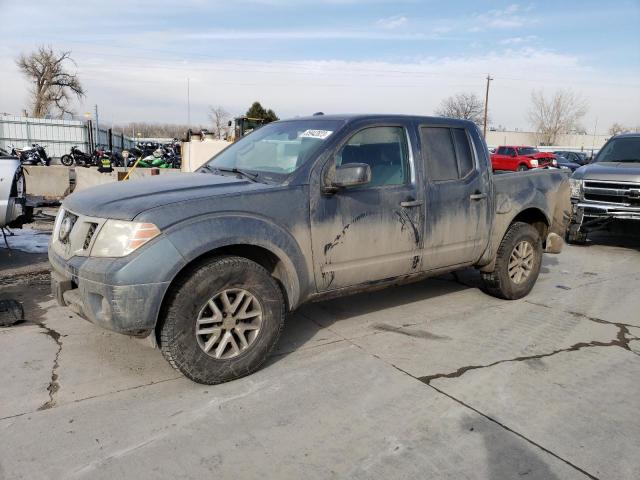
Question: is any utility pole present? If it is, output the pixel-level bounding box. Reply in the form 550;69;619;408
483;74;493;138
94;104;99;149
187;77;191;126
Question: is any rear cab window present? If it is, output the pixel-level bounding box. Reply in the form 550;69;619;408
420;126;476;182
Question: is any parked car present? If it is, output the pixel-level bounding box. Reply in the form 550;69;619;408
554;154;581;172
554;150;589;166
49;114;571;384
567;133;640;243
0;151;31;228
491;146;555;171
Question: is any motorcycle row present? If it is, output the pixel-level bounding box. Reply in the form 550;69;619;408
4;140;182;169
121;141;182;169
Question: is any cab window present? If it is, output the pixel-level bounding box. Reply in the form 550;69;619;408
335;126;410;187
420;126;476;181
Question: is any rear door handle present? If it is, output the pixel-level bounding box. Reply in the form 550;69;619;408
400;200;423;208
470;193;487;201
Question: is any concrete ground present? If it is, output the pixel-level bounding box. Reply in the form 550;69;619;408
0;232;639;479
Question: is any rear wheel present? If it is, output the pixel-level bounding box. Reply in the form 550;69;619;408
60;155;74;166
158;256;285;384
480;222;542;300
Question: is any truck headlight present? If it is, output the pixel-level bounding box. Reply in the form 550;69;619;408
569;178;583;199
530;159;539;167
90;220;160;257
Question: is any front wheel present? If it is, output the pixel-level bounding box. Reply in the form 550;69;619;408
517;164;528;171
158;256;285;384
480;222;542;300
60;155;74;166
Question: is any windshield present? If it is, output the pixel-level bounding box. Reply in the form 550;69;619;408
595;137;640;163
518;147;539;156
201;119;345;182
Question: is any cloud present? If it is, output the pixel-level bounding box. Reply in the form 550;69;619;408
376;15;408;30
184;29;429;40
2;46;637;132
473;3;531;30
499;35;537;45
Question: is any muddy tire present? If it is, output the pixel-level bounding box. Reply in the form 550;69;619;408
566;228;587;245
480;222;542;300
158;256;285;384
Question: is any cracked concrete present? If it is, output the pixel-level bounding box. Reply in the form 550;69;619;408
1;237;639;479
37;320;63;410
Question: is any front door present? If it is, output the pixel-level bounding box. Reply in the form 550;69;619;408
419;125;491;269
310;125;423;291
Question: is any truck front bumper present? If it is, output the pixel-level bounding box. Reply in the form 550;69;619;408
572;202;640;228
49;244;176;336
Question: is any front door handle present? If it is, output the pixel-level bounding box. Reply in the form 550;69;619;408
470;192;487;201
400;200;423;208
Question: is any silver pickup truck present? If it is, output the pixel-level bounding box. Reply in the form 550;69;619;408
49;115;570;384
568;133;640;243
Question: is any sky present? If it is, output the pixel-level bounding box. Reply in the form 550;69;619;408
0;0;639;133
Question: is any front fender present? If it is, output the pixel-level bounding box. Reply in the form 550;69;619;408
163;212;310;309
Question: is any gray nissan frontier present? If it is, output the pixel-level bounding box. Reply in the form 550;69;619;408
49;115;571;384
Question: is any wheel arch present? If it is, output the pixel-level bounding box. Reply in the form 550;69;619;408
160;240;298;319
510;207;550;245
479;206;550;272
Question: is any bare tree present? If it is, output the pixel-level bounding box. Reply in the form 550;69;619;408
435;93;484;125
609;123;629;136
16;46;85;118
209;106;231;139
528;89;587;145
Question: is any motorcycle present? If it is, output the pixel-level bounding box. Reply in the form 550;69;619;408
60;146;123;168
9;144;50;166
60;146;96;167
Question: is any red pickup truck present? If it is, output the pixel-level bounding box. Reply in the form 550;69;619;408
491;146;555;171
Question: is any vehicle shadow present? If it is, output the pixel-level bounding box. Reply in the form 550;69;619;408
582;223;640;251
459;415;561;479
268;272;477;363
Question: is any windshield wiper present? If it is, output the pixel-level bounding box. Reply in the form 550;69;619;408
213;167;260;182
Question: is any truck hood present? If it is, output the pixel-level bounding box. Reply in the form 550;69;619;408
63;172;273;220
573;162;640;183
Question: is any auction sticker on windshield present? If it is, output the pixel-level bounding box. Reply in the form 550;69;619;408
301;130;333;140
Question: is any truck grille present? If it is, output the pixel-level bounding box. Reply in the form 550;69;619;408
52;209;105;259
83;223;98;250
583;180;640;206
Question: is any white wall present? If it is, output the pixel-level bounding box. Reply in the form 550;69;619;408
486;130;608;151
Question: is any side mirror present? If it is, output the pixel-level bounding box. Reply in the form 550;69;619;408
333;163;372;188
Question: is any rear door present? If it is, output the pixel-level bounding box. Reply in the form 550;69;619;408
420;125;491;269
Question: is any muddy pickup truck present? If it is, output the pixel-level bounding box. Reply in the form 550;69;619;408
49;115;570;384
